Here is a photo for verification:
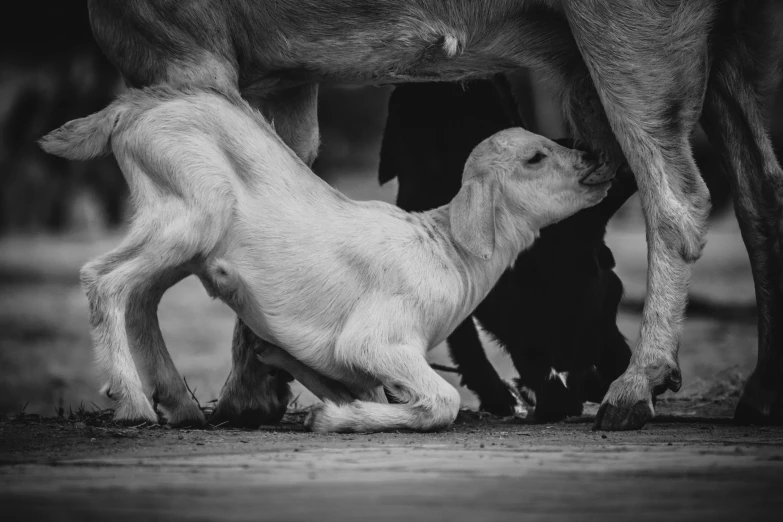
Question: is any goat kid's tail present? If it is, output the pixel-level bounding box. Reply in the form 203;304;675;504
39;103;124;161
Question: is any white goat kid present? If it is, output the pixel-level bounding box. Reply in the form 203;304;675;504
41;86;612;432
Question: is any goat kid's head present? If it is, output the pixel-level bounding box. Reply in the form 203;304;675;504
449;128;613;259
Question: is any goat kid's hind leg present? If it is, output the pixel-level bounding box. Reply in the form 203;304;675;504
81;229;205;426
305;343;461;433
215;84;319;427
563;1;712;430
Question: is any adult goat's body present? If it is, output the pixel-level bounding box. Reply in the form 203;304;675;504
86;0;783;429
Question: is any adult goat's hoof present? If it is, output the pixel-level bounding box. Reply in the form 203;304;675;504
733;377;783;426
593;400;653;431
593;361;680;431
208;404;285;428
164;400;206;428
209;371;292;428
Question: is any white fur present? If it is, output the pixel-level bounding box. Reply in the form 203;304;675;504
41;86;610;432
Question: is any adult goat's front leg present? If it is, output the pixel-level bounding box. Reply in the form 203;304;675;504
213;84;320;427
562;1;712;430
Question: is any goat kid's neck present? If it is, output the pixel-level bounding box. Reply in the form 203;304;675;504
426;204;539;308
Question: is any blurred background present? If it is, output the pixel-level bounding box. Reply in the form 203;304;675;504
1;2;782;417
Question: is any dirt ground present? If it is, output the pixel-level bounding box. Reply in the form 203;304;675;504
2;396;783;522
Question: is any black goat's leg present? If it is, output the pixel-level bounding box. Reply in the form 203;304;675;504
446;318;521;416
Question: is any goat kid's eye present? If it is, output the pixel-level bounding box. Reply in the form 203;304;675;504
527;152;546;165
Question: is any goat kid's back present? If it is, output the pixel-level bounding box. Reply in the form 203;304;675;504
41;88;301;251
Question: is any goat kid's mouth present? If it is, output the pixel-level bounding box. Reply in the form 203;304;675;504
578;164;615;186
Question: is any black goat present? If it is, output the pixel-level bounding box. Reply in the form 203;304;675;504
379;77;635;420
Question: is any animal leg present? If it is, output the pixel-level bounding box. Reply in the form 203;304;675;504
82;226;205;426
447;318;522;416
254;341;357;405
208;321;294;427
562;1;713;430
305;343;461;433
700;6;783;424
215;83;320;426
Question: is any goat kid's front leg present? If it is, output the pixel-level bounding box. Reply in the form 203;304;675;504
305;341;461;433
214;83;320;427
561;1;712;431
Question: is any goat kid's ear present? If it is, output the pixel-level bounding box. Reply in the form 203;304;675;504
450;176;497;260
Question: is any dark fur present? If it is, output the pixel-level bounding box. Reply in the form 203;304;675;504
84;0;783;429
380;78;634;419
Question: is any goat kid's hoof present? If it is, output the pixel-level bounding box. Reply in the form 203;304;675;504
113;401;160;426
304;403;329;432
593;401;653;431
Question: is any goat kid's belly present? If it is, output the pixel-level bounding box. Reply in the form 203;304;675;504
198;232;467;376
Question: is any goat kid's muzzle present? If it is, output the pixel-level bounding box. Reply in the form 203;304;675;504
578;162;616;186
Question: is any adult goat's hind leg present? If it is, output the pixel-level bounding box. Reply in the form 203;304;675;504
209;322;294;427
563;1;713;430
214;84;320;427
700;4;783;424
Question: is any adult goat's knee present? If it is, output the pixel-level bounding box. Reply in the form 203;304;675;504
659;177;711;264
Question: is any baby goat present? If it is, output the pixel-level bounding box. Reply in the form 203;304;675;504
41;86;612;432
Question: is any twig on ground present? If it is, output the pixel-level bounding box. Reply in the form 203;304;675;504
289;393;303;411
183;377;202;408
